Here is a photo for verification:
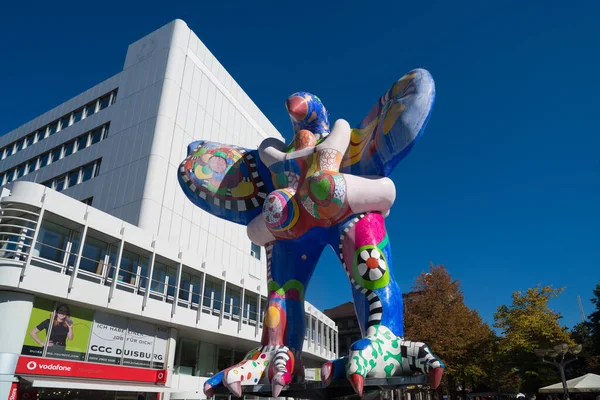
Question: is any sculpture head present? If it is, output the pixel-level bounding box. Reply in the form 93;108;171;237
285;92;330;143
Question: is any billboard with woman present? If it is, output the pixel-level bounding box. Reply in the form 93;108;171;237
21;298;93;361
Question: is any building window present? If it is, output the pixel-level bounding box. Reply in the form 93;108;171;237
0;90;116;162
203;279;223;311
36;220;71;264
81;197;93;206
41;159;102;193
250;242;261;260
225;287;241;316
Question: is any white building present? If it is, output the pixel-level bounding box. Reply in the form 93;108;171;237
0;19;338;400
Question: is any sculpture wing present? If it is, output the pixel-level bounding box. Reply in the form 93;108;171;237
178;140;273;226
339;68;435;177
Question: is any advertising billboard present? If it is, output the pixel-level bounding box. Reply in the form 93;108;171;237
21;298;93;361
21;297;168;369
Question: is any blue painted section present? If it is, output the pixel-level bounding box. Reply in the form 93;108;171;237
269;234;328;351
350;338;372;351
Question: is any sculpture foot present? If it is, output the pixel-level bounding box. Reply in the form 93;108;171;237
203;382;214;398
344;325;444;385
202;345;300;398
428;367;444;389
349;373;365;396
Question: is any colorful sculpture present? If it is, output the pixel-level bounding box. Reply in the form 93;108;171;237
178;68;445;398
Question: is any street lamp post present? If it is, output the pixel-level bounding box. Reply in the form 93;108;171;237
534;344;582;400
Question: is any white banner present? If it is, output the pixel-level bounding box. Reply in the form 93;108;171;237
87;311;128;365
123;319;156;367
153;326;169;368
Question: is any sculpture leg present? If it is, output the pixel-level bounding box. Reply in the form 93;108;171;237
322;212;444;395
204;235;326;398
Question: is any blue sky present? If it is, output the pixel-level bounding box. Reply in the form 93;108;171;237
1;0;598;330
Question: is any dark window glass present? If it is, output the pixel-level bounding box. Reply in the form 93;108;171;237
90;128;103;145
55;176;66;192
37;221;70;264
250;242;261;260
16;164;26;178
93;161;101;177
73;108;84;123
225;288;241;315
81;164;94;182
60;115;71;130
99;95;110;110
76;134;88;151
63;141;75;157
25;134;34;148
15;140;23;153
51;147;62;163
36;128;46;141
38;153;49;168
85;102;96;117
67;170;79;187
79;236;108;274
48;122;58;136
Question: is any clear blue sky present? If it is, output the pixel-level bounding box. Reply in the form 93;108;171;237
1;0;598;330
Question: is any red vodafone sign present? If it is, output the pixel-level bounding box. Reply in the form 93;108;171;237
15;356;167;384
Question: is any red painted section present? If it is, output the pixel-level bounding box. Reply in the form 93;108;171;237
15;356;167;384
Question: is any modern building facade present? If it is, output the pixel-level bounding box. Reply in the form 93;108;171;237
0;19;337;400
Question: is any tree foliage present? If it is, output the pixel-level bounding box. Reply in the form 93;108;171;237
493;285;574;393
404;264;494;398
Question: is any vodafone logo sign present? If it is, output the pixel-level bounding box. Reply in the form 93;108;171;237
25;360;72;372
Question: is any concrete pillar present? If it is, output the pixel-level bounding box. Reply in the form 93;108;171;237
0;291;34;400
160;327;178;400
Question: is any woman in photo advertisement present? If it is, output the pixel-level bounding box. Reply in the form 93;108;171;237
29;304;74;351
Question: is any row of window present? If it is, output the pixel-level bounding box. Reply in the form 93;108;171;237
0;90;116;161
41;159;102;193
0;124;109;186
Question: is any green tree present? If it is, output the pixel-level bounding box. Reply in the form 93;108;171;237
404;264;495;399
493;285;574;393
584;283;600;373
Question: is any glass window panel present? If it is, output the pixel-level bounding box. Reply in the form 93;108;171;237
37;220;70;264
1;148;6;160
190;274;202;304
38;153;49;168
16;164;26;178
225;288;241;315
85;102;96;117
67;230;83;267
203;280;222;310
99;95;110;110
250;242;261;260
27;159;37;173
166;266;177;297
15;140;23;153
197;341;218;377
76;134;88;151
179;272;191;301
90;128;103;145
244;296;257;319
73;108;84;123
177;339;199;376
151;262;167;293
37;128;47;140
217;347;234;371
79;236;109;274
51;147;62;163
54;176;66;192
118;250;140;285
48;122;58;136
67;169;79;188
60;115;71;130
25;134;34;148
63;141;75;157
81;164;94;182
138;256;149;290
